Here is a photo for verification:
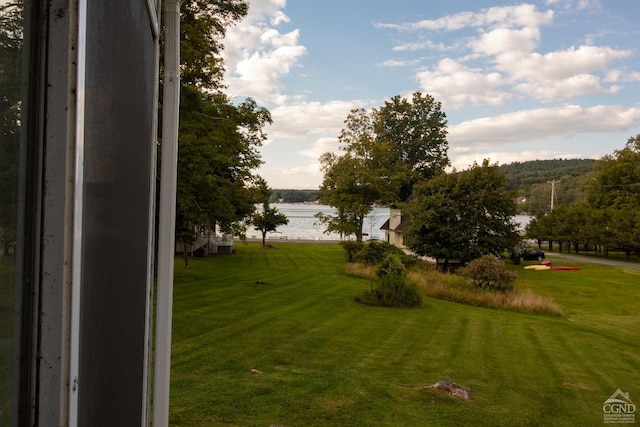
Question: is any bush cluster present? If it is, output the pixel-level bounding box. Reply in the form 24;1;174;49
345;240;415;267
339;241;365;262
355;254;422;308
458;255;517;292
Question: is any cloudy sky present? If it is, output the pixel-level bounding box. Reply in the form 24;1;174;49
221;0;640;189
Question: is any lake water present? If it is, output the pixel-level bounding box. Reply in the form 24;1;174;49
247;203;532;241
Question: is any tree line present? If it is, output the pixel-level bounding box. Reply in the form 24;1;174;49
526;136;640;260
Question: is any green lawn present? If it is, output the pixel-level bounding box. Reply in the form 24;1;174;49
169;243;640;426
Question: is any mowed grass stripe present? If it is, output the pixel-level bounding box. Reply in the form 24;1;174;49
169;243;640;426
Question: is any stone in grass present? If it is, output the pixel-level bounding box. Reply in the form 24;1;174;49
430;380;471;401
399;380;471;401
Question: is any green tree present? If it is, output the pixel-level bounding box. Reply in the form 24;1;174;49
175;90;271;258
316;151;385;242
404;160;520;272
170;0;273;259
317;93;449;241
587;135;640;259
374;92;449;202
251;178;288;247
179;0;248;89
588;135;640;210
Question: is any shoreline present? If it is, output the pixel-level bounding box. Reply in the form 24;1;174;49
244;237;345;244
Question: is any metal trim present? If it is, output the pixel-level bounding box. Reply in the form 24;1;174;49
68;0;87;424
146;0;160;38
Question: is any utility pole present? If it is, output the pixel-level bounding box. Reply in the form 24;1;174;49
548;179;559;210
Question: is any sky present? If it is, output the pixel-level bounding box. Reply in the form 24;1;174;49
221;0;640;189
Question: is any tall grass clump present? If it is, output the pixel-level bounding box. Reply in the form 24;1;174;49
355;254;422;308
408;266;563;316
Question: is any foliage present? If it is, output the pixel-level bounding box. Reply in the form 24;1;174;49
458;255;517;292
316;150;385;242
355;254;422;308
588;135;640;211
339;240;364;262
499;159;595;215
317;92;449;242
179;0;248;90
251;178;288;247
374;92;449;201
170;0;275;256
175;89;271;247
404;160;521;271
353;240;414;267
0;1;22;255
526;136;640;259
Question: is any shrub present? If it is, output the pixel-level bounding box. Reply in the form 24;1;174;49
355;254;422;308
340;241;364;262
459;255;517;292
354;240;415;267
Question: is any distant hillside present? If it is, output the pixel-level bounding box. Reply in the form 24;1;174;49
499;158;596;190
499;158;596;215
272;159;596;212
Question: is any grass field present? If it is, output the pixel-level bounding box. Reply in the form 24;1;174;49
169;243;640;426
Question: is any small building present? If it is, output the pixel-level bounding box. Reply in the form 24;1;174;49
380;208;407;248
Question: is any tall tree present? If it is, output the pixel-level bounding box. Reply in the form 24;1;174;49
179;0;248;90
316;151;385;242
169;0;273;257
175;90;271;253
251;178;288;247
374;92;449;202
317;93;449;241
588;135;640;211
404;160;520;271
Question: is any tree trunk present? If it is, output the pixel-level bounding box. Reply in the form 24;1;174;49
261;230;267;247
182;240;190;268
355;215;364;243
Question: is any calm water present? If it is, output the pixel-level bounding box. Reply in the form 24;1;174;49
248;204;531;241
247;204;390;241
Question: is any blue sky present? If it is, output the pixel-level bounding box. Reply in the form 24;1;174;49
221;0;640;189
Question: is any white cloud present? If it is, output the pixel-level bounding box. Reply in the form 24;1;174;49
470;27;540;58
268;100;361;141
222;0;307;103
546;0;601;11
376;4;553;32
392;40;450;52
449;104;640;146
451;149;585;170
379;59;422;68
508;45;633;81
378;3;636;105
415;58;509;107
298;137;340;160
